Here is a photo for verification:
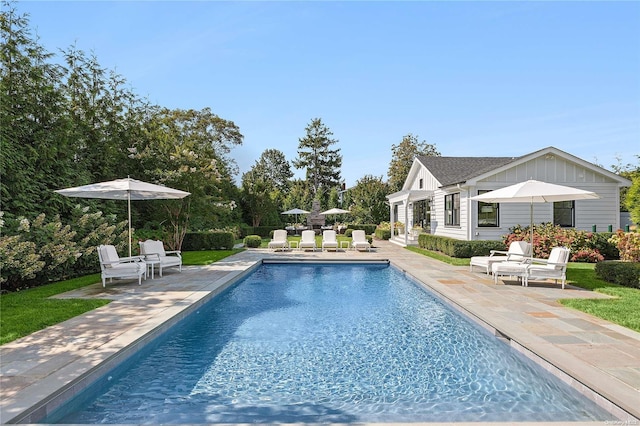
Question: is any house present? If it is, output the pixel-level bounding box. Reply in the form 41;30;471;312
386;146;632;246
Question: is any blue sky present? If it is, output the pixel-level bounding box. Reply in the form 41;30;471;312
17;1;640;186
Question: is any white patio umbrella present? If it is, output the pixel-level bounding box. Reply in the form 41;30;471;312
470;179;599;257
55;177;190;257
281;208;309;224
319;208;350;215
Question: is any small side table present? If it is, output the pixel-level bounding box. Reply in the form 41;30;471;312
145;259;161;279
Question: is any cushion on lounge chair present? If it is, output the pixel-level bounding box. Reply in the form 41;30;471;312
268;229;289;251
299;230;317;251
351;230;371;251
322;230;339;251
470;241;531;274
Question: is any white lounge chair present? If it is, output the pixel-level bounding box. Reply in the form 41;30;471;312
322;230;339;251
351;230;371;251
525;247;571;289
470;241;531;275
268;229;289;251
97;244;146;287
299;230;317;251
139;240;182;278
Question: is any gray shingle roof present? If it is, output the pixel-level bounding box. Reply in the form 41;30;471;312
417;156;520;187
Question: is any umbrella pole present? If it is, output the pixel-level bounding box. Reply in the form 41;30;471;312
128;192;132;258
530;201;534;261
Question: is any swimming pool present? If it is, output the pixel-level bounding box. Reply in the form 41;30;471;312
45;263;615;423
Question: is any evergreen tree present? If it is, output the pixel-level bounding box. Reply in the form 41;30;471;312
293;118;342;197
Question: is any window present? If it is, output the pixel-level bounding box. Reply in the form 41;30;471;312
554;201;575;227
419;178;424;189
445;193;460;226
477;190;499;227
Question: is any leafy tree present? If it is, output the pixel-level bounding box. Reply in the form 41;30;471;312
240;149;292;227
611;154;640;213
0;4;84;217
348;175;389;224
131;107;243;248
626;174;640;227
251;149;293;192
387;133;440;193
282;179;313;213
293;118;342;198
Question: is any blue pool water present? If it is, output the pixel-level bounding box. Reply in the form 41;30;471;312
47;263;614;423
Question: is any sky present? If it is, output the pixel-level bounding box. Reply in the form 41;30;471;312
15;1;640;187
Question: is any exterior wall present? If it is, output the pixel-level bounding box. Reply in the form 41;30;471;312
470;156;623;240
431;187;470;240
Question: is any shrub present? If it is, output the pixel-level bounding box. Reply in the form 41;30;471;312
347;224;377;235
344;229;353;238
374;228;391;240
609;230;640;262
595;260;640;288
182;232;235;250
0;207;128;292
417;234;504;258
243;235;262;248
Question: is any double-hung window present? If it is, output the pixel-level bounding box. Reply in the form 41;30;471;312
477;190;499;227
445;193;460;226
554;201;575;227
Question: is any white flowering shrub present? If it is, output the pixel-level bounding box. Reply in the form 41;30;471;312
0;206;128;291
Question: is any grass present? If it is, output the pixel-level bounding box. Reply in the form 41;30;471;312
406;246;471;266
0;274;107;345
0;250;242;345
562;266;640;332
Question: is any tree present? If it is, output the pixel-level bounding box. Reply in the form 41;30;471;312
293;118;342;197
348;175;389;224
240;169;276;227
252;149;293;192
626;174;640;227
131;107;243;248
387;134;440;193
0;4;84;217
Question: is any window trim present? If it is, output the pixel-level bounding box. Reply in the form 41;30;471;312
553;200;575;227
477;190;499;228
444;193;460;227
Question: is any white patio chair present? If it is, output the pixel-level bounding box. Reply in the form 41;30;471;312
525;247;571;289
321;230;339;251
351;230;371;252
268;229;290;251
97;244;146;287
470;241;531;275
139;240;182;278
298;230;317;251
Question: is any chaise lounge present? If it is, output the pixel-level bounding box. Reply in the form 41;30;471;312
268;229;290;251
470;241;531;275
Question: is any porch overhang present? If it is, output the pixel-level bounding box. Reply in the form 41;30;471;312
386;190;434;247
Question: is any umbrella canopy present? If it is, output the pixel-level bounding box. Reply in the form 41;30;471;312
281;208;310;215
470;180;599;257
55;177;190;257
319;208;350;215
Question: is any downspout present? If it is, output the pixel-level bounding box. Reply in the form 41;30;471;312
457;183;472;241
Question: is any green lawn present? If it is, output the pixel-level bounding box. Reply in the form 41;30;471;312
0;249;243;345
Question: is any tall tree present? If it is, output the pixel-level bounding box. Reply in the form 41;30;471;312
0;4;83;217
387;133;440;193
348;175;389;224
293;118;342;197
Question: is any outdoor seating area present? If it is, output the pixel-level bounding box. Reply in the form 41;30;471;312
491;246;571;289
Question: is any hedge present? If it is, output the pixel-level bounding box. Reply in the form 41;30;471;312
182;232;235;250
243;235;262;248
239;225;280;238
375;228;391;240
418;234;506;258
347;224;378;235
595;261;640;289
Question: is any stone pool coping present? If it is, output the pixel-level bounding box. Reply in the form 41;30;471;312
1;240;639;424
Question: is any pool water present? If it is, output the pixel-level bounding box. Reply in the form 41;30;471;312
47;263;615;423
